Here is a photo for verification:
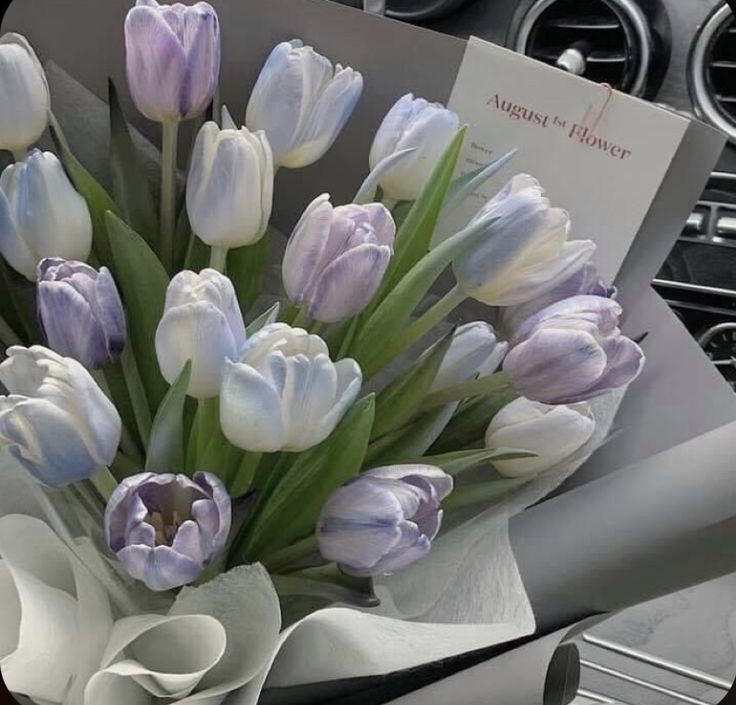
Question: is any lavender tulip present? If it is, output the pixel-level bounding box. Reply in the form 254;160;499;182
317;465;453;577
220;323;362;452
0;150;93;281
369;93;460;202
430;321;507;393
105;471;231;591
503;295;645;404
246;40;363;168
155;269;246;399
0;346;121;486
453;174;595;307
485;397;595;477
124;0;220;123
282;195;395;323
0;33;50;153
497;262;615;336
37;259;126;370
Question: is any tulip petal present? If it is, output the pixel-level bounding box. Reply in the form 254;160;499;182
366;530;431;576
0;186;36;280
581;335;645;400
367;464;454;501
369;93;416;169
117;544;202;592
179;3;220;119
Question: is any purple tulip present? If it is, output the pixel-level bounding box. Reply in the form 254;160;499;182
124;0;220;123
498;262;616;335
37;258;126;370
316;465;453;577
105;471;231;591
503;295;645;404
282;194;395;323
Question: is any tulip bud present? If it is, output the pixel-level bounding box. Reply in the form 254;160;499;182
37;259;127;370
0;346;122;486
220;323;362;452
453;174;595;307
503;295;645;404
187;119;274;249
124;0;220;123
246;40;363;168
485;397;595;477
0;34;50;153
498;262;615;336
316;464;453;577
105;471;231;591
369;93;459;202
430;321;507;393
283;195;395;323
0;150;93;281
155;269;247;399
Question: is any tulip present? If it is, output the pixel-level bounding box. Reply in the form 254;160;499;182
187;116;274;249
105;471;231;591
0;33;50;154
369;93;459;202
246;39;363;168
497;262;615;336
430;321;507;393
124;0;220;123
0;346;122;486
37;258;127;370
282;195;395;323
155;269;246;399
0;150;93;281
503;295;645;404
453;174;595;307
485;397;595;477
316;464;453;577
220;323;362;452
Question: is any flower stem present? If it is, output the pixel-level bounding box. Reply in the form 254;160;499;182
230;451;262;497
160;121;180;273
119;343;152;449
262;534;320;573
209;245;228;273
365;284;466;378
310;320;327;337
291;308;311;330
0;314;22;347
90;466;118;503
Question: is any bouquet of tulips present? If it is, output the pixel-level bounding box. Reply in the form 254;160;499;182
0;2;646;703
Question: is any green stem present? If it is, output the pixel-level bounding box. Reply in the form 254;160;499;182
365;285;466;378
209;245;228;273
230;451;262;497
291;308;311;330
119;343;152;448
90;466;118;503
0;314;22;347
262;534;320;573
382;196;399;210
310;320;327;337
337;316;360;359
11;149;27;162
195;397;218;468
160;121;180;273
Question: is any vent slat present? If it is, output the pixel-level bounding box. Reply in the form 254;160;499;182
706;16;736;125
710;60;736;69
544;19;621;30
532;49;626;63
716;95;736;104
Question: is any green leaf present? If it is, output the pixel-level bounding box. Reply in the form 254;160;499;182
105;211;170;413
351;213;491;371
229;233;270;313
421;371;512;411
246;302;280;337
109;80;158;249
410;447;537;476
371;334;452;440
384;126;467;292
443;477;531;512
240;395;376;560
364;402;457;466
50;121;119;267
145;362;191;472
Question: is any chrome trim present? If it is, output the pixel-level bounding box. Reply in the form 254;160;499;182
577;689;634;705
717;215;736;236
362;0;386;13
582;635;733;690
580;660;713;705
514;0;653;96
698;321;736;347
685;212;705;231
652;278;736;299
688;4;736;143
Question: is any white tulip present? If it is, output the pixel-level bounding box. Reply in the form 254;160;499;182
0;33;50;153
246;39;363;168
0;346;122;487
0;150;93;281
220;323;362;452
155;269;247;399
453;174;595;307
431;321;508;393
187;113;274;249
485;396;595;477
369;93;459;202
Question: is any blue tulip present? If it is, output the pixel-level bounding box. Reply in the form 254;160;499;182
37;258;127;370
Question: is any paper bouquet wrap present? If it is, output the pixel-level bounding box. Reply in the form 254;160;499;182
1;1;735;704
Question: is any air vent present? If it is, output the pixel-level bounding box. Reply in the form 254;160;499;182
514;0;653;96
689;5;736;143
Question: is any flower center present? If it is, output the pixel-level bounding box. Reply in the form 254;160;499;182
148;510;185;546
